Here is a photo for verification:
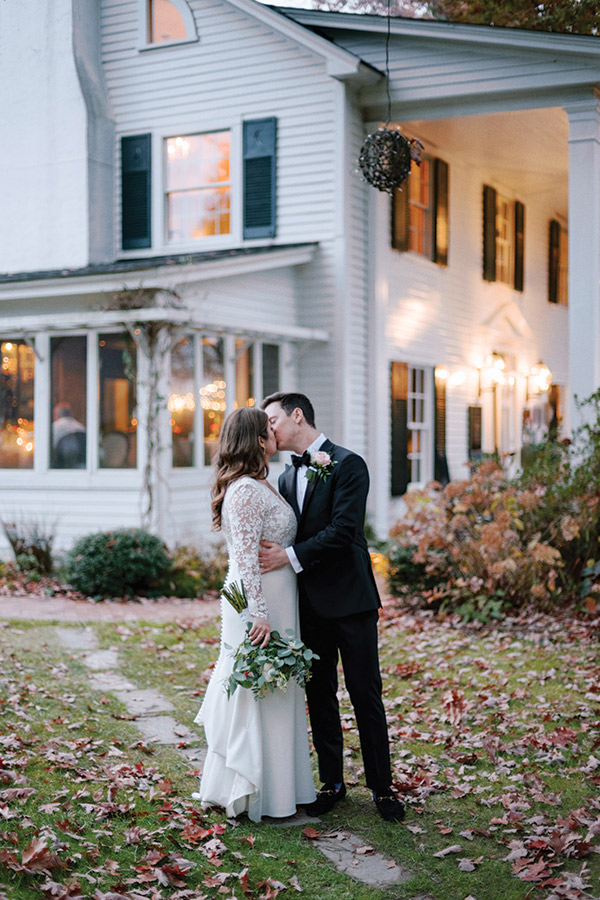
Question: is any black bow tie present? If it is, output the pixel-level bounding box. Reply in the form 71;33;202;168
291;451;311;469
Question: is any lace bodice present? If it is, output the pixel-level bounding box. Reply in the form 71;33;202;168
221;477;297;620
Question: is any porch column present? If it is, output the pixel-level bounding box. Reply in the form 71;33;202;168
565;92;600;431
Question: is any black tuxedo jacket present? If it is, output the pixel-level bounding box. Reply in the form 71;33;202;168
279;439;380;620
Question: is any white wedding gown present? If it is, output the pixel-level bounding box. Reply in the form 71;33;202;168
194;476;316;822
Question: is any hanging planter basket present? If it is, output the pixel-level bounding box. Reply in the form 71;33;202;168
358;127;415;194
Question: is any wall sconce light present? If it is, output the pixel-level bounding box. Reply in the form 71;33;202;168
527;361;552;399
435;367;449;382
478;352;506;396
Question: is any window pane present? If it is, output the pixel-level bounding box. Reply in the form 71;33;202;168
0;340;34;469
262;344;280;398
168;187;231;241
235;340;255;409
201;337;225;465
51;336;87;469
166;131;231;243
170;336;195;468
99;334;137;469
149;0;187;43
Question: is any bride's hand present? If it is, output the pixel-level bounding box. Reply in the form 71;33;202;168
249;616;271;648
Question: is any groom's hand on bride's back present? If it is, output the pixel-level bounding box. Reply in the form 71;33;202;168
259;540;290;573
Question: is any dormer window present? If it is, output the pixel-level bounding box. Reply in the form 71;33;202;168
144;0;197;48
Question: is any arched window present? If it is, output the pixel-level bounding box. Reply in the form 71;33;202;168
146;0;197;46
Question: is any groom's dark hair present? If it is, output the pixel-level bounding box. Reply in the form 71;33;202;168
261;391;316;428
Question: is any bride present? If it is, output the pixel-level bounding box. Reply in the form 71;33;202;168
194;407;316;821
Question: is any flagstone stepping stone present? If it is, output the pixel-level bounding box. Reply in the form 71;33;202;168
179;746;208;767
314;830;411;886
266;811;316;827
55;626;98;651
87;671;138;692
80;648;120;669
112;688;174;716
134;715;199;745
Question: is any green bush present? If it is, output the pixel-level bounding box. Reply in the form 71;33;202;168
65;529;172;598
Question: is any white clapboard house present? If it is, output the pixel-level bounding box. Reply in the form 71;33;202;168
1;0;599;551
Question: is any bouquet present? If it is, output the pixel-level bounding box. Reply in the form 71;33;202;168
221;581;318;700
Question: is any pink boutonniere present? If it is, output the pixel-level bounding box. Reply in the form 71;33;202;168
306;451;338;483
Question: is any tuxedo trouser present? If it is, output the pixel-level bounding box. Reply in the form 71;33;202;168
300;605;392;791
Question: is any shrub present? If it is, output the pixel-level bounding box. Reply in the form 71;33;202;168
161;542;228;598
65;529;172;598
387;389;600;618
1;518;55;578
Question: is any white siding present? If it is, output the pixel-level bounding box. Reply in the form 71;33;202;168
374;133;569;529
100;0;339;254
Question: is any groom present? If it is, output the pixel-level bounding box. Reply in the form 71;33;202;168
259;392;404;822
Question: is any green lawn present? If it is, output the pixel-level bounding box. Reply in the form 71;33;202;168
0;602;598;900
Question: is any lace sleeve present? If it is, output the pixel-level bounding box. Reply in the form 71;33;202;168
224;479;269;620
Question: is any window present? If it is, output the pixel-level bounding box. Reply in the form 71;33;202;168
170;336;195;468
51;336;87;469
201;337;226;465
407;367;427;484
0;340;35;469
166;132;231;243
549;220;568;305
262;344;280;398
392;155;449;265
390;362;436;495
235;339;255;409
483;185;525;290
146;0;196;45
99;334;137;469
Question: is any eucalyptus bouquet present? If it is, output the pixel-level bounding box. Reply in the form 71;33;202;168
221;581;318;700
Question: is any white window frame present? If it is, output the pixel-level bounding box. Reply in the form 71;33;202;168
408;157;433;259
406;365;433;487
138;0;198;51
495;193;514;285
169;333;283;469
152;122;240;254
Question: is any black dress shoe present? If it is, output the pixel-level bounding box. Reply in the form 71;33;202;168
374;791;405;822
304;782;347;816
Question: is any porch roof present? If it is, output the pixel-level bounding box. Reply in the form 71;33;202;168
0;243;318;300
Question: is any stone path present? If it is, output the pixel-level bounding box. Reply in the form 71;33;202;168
53;623;414;890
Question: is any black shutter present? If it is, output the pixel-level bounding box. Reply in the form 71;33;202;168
468;405;482;462
548;219;560;304
434;372;450;485
391;184;410;251
121;134;151;250
514;200;525;291
433;158;449;266
243;117;277;239
482;185;497;282
391;362;409;496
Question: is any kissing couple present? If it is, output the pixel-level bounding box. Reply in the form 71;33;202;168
193;392;404;824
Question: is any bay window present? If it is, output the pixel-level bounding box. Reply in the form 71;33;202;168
0;340;35;469
51;336;87;469
99;334;137;469
0;330;283;474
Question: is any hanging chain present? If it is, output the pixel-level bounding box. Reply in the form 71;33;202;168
385;0;392;124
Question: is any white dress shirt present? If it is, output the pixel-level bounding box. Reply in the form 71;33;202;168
286;433;326;574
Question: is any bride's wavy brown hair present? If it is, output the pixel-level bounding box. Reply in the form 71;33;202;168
211;407;270;530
